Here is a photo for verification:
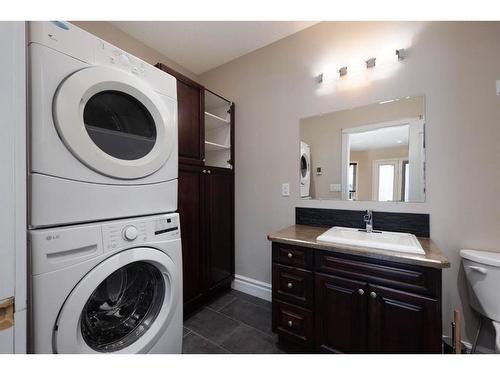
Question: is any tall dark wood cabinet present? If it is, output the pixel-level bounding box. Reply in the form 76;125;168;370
156;63;235;316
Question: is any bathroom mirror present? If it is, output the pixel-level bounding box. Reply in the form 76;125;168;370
300;95;425;202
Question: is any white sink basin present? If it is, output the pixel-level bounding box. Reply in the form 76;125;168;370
316;226;425;255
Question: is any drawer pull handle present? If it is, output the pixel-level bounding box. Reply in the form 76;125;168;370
287;320;293;327
287;252;293;259
358;288;364;295
370;291;377;299
287;282;293;289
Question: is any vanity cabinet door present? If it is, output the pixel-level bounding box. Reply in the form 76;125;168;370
315;273;368;353
367;284;441;353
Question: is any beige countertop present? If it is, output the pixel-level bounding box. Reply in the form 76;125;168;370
267;224;450;269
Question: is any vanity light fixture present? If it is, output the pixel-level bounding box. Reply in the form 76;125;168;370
338;66;348;77
396;48;407;61
366;58;376;69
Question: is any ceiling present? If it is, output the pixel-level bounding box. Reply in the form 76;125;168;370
111;21;318;75
350;125;409;151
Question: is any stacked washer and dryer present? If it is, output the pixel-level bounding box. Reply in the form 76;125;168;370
27;22;182;353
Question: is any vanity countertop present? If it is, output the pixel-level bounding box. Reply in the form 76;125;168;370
268;224;450;269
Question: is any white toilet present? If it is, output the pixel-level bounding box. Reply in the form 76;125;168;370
460;249;500;353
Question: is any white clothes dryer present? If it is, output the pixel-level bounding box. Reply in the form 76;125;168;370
300;141;311;198
29;213;182;354
28;21;178;228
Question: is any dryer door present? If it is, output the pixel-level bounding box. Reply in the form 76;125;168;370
53;66;175;180
54;248;180;353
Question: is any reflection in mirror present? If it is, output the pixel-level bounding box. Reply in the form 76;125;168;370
300;95;425;202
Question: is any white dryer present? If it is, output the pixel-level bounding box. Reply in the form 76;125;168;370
300;141;311;198
28;21;178;228
29;213;182;354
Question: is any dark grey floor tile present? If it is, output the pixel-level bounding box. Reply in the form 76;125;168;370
182;332;229;354
184;308;241;345
221;325;282;354
230;290;271;310
183;327;191;337
206;291;237;311
220;298;272;334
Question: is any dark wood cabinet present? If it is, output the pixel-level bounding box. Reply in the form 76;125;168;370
367;284;441;353
178;164;205;311
206;169;234;290
271;242;443;353
176;80;204;162
315;273;367;353
157;63;235;315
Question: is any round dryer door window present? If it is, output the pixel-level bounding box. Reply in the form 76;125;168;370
53;66;175;180
54;248;180;354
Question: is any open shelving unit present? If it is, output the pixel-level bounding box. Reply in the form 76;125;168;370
204;90;232;169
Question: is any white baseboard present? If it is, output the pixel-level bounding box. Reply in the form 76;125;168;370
232;274;272;302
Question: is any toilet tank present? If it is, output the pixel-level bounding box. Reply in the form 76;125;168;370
461;249;500;322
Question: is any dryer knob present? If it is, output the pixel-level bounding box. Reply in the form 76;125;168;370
123;225;138;241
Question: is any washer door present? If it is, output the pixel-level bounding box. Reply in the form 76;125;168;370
53;66;175;180
54;248;180;353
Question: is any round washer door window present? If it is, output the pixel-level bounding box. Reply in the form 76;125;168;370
80;261;164;352
53;66;175;180
54;248;180;354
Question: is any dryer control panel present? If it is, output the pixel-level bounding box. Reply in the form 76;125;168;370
102;213;180;253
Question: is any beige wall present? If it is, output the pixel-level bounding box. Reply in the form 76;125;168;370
351;146;408;201
200;21;500;350
300;96;422;200
72;21;199;81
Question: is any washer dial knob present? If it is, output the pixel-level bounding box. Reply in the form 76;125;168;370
123;225;138;241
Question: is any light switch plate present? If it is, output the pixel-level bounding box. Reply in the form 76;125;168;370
330;183;341;192
282;183;290;197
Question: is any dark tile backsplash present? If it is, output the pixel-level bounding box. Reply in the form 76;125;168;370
296;207;430;238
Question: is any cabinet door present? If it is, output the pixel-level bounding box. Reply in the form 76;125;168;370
368;284;441;353
177;79;204;162
315;273;368;353
206;170;234;289
178;165;205;312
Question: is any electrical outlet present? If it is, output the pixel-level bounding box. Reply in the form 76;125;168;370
282;183;290;197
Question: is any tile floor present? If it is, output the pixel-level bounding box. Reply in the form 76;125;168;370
182;289;284;354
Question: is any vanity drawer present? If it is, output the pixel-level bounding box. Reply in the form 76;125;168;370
272;263;313;308
273;300;313;349
315;250;441;296
272;242;313;269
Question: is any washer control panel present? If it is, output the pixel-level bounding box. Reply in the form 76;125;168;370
102;213;180;253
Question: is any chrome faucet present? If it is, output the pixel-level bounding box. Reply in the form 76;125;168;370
364;210;373;233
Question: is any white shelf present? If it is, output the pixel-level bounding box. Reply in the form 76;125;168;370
205;111;230;130
205;141;230;152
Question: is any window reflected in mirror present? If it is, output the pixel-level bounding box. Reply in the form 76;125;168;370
299;95;425;202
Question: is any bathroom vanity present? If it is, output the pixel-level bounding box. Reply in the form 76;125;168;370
268;210;450;353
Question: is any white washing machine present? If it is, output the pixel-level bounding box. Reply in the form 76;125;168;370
29;213;182;354
28;21;178;228
300;141;311;198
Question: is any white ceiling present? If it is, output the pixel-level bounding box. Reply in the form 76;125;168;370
111;21;318;75
350;125;409;151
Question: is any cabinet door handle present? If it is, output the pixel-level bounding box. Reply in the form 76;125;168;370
287;320;293;327
358;288;365;296
287;252;293;259
287;282;293;289
370;291;377;299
